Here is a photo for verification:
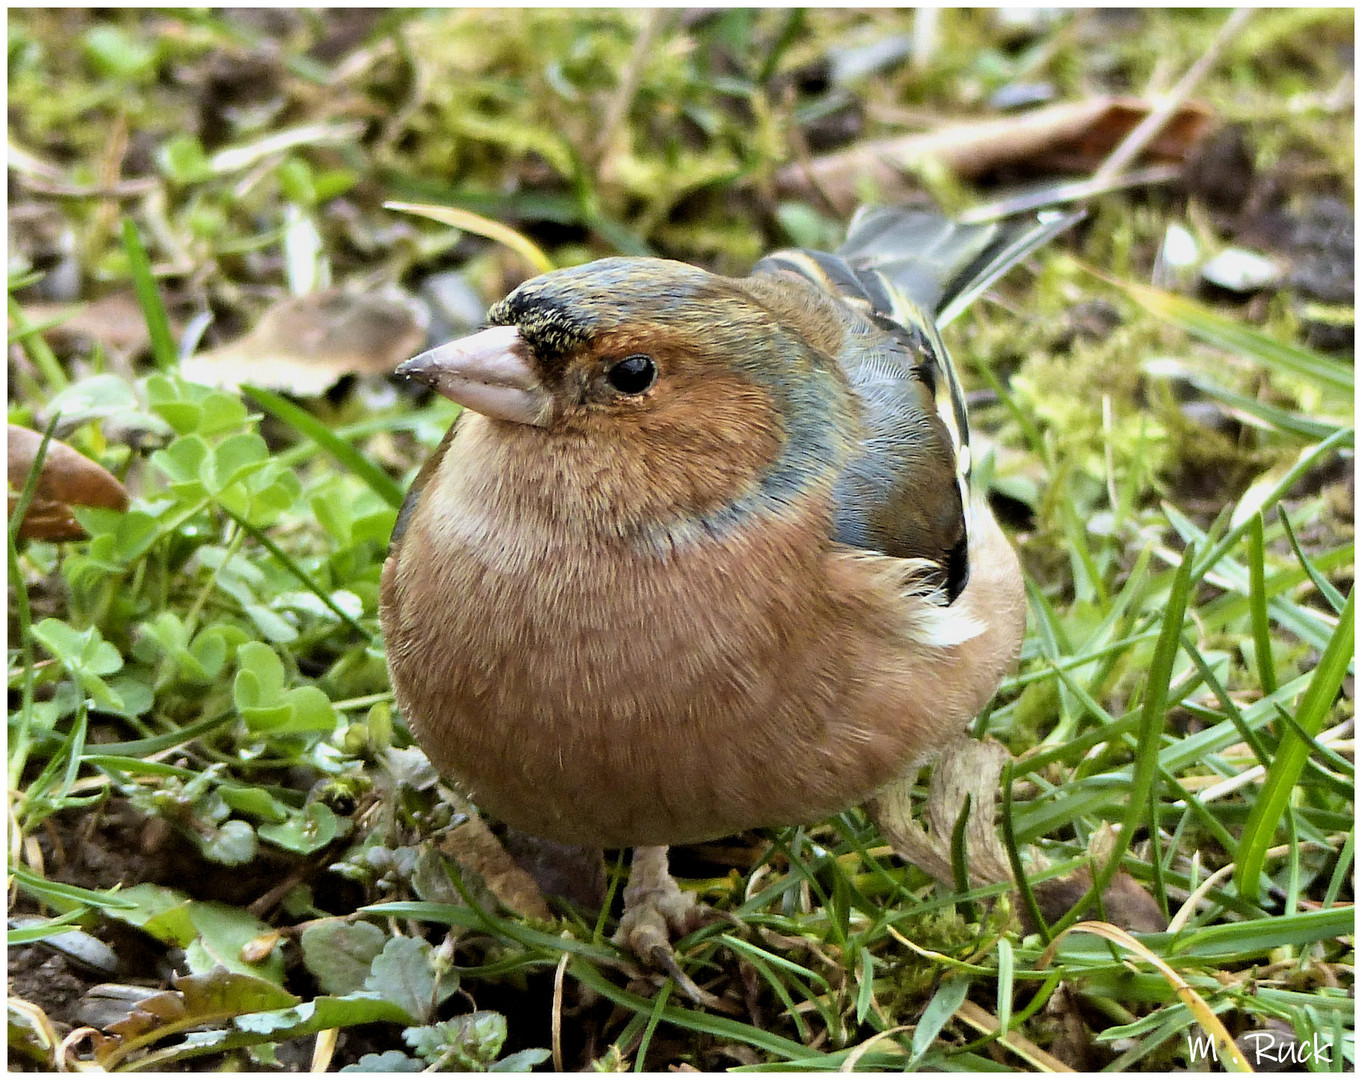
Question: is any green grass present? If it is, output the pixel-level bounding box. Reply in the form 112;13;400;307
8;8;1353;1073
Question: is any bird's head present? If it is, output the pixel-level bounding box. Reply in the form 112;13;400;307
397;258;857;538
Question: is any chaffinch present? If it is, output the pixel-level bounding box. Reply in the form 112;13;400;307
380;207;1073;974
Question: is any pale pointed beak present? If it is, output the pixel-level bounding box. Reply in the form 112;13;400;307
396;325;553;427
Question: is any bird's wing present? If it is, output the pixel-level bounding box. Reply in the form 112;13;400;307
755;209;1078;600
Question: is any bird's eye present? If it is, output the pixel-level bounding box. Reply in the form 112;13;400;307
605;354;656;395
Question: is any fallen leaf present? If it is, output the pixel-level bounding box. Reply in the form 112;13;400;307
8;425;129;541
867;736;1013;888
18;290;159;354
499;828;607;910
181;289;428;397
1042;984;1094;1072
1026;867;1170;935
436;812;553;922
95;967;298;1070
776;96;1215;210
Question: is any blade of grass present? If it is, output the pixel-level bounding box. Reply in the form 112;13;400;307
1320;829;1353;910
83;756;198;780
633;979;672;1071
1146;793;1170;924
999;624;1161;697
1169;905;1354;958
769;832;843;948
723;943;812;1043
1121;279;1352;394
1001;759;1050;943
1058;494;1107;607
949;793;976;923
1178;632;1272;768
1235;588;1355;902
7;293;69;390
364;901;619;965
1272;706;1354;793
243;385;404;509
995;938;1014;1034
222;507;375;643
1168;429;1354;585
1102;1006;1211;1071
1283;806;1302;916
1165;500;1343;651
1024;577;1082;743
1047;542;1195;938
1197;543;1353;647
1185;373;1347;440
1278;504;1348;615
6;909;93;945
5;301;92;342
952;999;1077;1071
568;954;810;1060
76;710;234;758
21;702;89;828
908;976;971;1066
121;218;177;371
1040;921;1251;1071
7;415;64;789
9;865;138;910
855;947;876;1026
970;357;1046;455
384;201;554;276
1247;513;1278;695
757;8;806;83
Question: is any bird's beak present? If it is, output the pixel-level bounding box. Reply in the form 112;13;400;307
396;325;552;427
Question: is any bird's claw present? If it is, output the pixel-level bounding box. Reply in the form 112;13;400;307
611;846;736;1012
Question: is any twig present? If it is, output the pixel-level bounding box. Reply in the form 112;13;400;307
911;8;939;71
592;10;669;169
552;951;569;1072
1094;7;1253;183
783;91;852;218
960;164;1182;223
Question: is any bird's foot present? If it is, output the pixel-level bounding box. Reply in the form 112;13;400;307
612;846;734;1011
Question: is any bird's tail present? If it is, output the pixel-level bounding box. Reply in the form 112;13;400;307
836;206;1082;326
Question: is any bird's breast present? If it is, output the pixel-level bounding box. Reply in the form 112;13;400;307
379;423;914;847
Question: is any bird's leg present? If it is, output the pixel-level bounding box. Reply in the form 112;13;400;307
613;845;726;1009
616;846;701;952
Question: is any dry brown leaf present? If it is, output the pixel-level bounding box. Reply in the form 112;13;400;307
436;811;552;922
776;95;1215;210
500;829;607;910
1042;983;1094;1072
182;289;428;396
95;969;298;1070
19;291;158;354
867;736;1013;888
1027;866;1169;935
8;425;129;541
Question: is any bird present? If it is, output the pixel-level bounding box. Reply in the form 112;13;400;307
379;206;1075;978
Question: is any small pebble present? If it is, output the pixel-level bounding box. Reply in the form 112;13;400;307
1200;247;1284;293
419;270;488;347
989;81;1056;111
826;34;914;85
9;917;118;974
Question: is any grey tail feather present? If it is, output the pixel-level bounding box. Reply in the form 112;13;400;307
836;207;1084;326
